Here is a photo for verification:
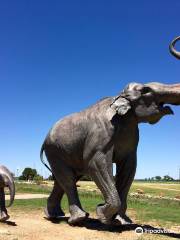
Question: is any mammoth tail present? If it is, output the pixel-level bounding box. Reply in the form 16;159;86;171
40;143;52;173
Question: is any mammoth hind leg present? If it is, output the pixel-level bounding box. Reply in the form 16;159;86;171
45;180;65;219
58;169;88;225
45;175;83;219
46;157;88;225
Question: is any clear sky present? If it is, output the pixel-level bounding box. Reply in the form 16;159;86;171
0;1;180;179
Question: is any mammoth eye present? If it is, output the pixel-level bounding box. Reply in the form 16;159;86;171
141;87;152;94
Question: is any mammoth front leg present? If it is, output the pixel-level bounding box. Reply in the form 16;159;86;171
88;151;121;224
0;187;9;221
115;151;137;224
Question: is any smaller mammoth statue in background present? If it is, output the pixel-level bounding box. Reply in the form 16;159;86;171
169;36;180;59
0;165;15;221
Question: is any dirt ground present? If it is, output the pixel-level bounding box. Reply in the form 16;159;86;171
5;194;49;200
0;210;179;240
2;192;180;240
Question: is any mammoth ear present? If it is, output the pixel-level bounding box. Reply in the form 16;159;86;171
106;97;131;121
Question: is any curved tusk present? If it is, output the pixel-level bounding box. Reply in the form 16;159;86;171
169;36;180;59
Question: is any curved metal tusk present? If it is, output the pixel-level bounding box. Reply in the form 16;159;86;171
169;36;180;59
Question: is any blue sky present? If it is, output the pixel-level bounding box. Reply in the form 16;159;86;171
0;1;180;179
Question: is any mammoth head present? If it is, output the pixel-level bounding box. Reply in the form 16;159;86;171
169;36;180;59
108;82;180;124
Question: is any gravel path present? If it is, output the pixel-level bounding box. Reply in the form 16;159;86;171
6;194;49;200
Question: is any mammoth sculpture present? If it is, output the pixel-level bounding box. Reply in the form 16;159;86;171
169;36;180;59
41;82;180;226
0;165;15;221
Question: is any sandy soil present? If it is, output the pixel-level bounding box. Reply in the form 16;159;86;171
0;210;179;240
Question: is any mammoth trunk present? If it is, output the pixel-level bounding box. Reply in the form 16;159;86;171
146;83;180;106
7;177;15;207
0;166;15;207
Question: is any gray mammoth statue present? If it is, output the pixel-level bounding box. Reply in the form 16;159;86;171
169;36;180;59
0;165;15;221
40;82;180;226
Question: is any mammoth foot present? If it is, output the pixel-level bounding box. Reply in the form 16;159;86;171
68;205;89;225
0;209;9;222
96;204;113;225
96;203;133;225
44;207;65;219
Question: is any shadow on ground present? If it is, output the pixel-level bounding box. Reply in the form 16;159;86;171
0;220;17;226
46;217;180;239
